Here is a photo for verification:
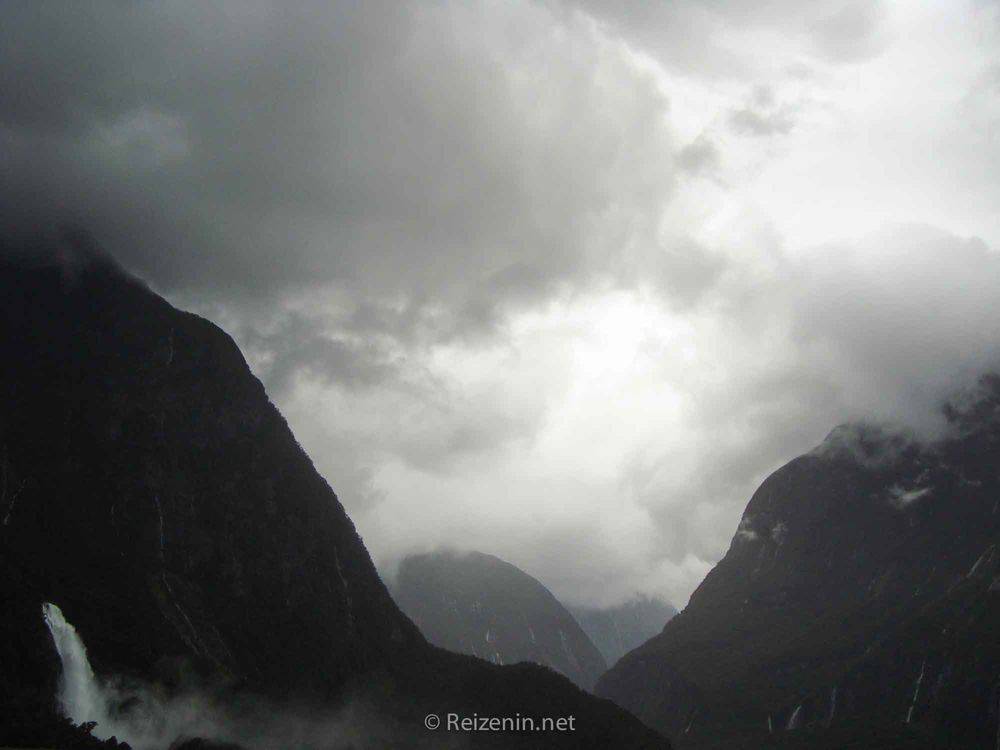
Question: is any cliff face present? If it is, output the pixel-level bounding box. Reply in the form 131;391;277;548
0;251;420;702
0;246;667;749
597;395;1000;749
393;551;607;691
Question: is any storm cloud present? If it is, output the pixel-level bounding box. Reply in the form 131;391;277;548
3;1;1000;608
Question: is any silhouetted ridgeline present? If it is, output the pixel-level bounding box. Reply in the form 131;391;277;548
0;239;668;750
598;391;1000;749
570;597;677;668
393;550;607;691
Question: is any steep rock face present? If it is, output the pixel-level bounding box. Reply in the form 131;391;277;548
393;551;607;691
597;389;1000;749
570;597;677;668
0;246;668;749
0;250;420;702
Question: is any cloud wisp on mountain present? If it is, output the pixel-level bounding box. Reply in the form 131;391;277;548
3;0;1000;607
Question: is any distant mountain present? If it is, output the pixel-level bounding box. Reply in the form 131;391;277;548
0;242;668;749
570;597;677;667
393;551;608;691
597;390;1000;749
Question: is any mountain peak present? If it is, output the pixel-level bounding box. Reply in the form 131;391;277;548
393;549;608;690
0;252;667;749
598;387;1000;747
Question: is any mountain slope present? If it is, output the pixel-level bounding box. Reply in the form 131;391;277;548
0;245;417;700
570;597;677;668
393;551;607;690
0;240;668;749
597;398;1000;749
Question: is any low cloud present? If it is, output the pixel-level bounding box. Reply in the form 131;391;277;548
4;2;1000;610
728;107;795;137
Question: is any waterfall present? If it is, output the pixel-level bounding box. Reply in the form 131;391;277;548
41;602;168;749
38;602;316;749
683;709;697;735
41;602;111;731
767;714;773;733
786;704;803;731
906;660;926;724
827;686;838;726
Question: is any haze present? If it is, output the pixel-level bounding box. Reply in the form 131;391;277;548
3;0;1000;608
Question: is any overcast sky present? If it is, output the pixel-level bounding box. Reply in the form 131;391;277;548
4;1;1000;609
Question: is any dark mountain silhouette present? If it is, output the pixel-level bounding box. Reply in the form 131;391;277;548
392;551;607;691
570;597;677;668
597;393;1000;749
0;238;668;750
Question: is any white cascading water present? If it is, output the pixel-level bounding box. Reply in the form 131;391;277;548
42;602;234;750
786;703;803;731
42;602;112;732
906;660;926;724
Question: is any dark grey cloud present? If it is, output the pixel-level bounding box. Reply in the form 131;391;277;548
728;84;797;137
650;238;728;309
0;0;751;504
728;107;795;137
3;1;999;609
0;0;705;484
788;226;1000;433
808;2;889;63
1;0;689;318
676;135;721;176
243;312;405;395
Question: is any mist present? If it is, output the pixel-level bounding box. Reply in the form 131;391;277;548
3;1;1000;608
42;602;432;750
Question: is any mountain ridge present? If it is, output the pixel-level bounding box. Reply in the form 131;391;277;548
597;389;1000;748
0;240;668;749
570;596;677;668
392;550;607;691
